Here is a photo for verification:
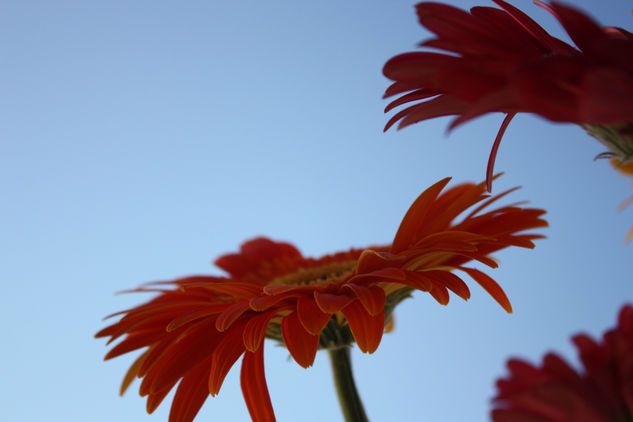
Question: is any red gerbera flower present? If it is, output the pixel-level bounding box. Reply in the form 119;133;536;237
492;304;633;422
96;177;547;422
383;1;633;191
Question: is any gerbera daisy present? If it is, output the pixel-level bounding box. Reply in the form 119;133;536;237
492;304;633;422
96;177;547;422
383;1;633;191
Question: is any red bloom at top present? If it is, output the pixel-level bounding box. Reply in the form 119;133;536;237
492;304;633;422
383;1;633;191
96;177;546;422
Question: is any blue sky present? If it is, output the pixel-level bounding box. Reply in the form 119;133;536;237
1;1;632;421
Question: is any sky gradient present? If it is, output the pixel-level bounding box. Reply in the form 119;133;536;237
2;1;632;421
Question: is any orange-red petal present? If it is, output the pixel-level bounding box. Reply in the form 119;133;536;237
400;271;434;292
165;306;226;332
143;322;221;395
120;350;149;396
196;282;262;299
281;312;319;368
250;291;303;312
147;388;172;414
297;297;332;335
428;283;450;305
240;347;276;422
392;177;452;253
350;266;407;284
356;249;406;273
343;284;386;316
459;267;512;313
209;323;247;396
341;301;385;354
215;302;251;331
168;358;212;422
242;308;287;352
105;330;164;361
313;290;354;314
422;270;471;301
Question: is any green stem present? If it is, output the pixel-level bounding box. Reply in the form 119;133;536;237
328;347;369;422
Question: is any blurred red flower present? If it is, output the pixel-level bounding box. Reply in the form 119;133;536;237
492;304;633;421
383;1;633;191
96;177;546;422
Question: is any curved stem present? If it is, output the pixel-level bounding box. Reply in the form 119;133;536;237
328;347;369;422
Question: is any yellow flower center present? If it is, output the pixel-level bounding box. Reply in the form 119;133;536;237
269;260;357;287
611;158;633;176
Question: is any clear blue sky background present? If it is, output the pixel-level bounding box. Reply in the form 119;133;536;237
2;1;632;421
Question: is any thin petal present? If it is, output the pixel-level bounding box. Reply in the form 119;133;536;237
387;95;469;131
281;312;319;368
341;301;385;354
384;88;439;112
492;0;572;52
106;330;165;361
392;177;452;253
465;186;521;219
428;283;450;306
147;388;172;414
422;270;471;301
401;271;434;292
138;338;175;379
417;3;488;42
410;181;484;237
169;358;212;422
209;324;247;396
166;306;226;332
447;89;517;130
486;113;515;192
143;322;221;395
459;267;512;313
349;267;408;286
120;350;149;396
215;302;251;332
250;291;302;312
538;2;605;53
356;249;406;274
297;297;332;335
240;347;276;422
243;308;290;352
201;282;262;299
342;284;386;316
313;290;354;314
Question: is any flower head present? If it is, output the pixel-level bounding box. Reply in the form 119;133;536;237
492;304;633;422
383;1;633;191
96;177;547;422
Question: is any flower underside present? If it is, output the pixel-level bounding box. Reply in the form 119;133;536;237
383;0;633;191
493;305;633;422
97;177;547;422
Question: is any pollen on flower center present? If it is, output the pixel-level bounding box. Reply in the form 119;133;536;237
268;260;357;287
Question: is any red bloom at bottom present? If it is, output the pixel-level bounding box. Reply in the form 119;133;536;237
96;177;546;422
493;305;633;422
